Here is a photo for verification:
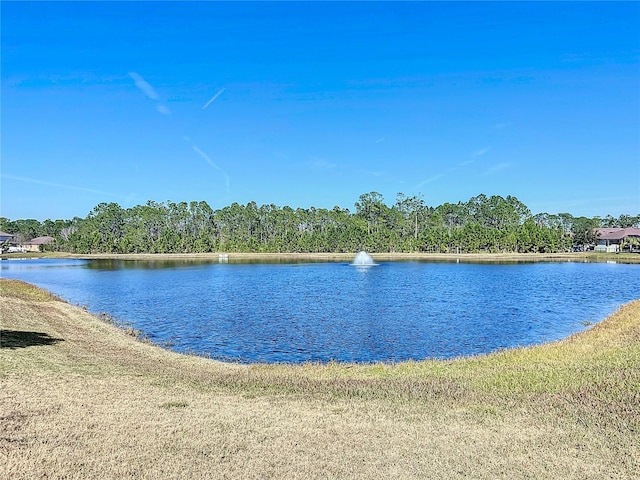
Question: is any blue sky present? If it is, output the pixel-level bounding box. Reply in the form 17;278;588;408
2;1;639;221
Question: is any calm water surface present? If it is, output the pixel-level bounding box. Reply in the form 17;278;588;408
2;258;639;363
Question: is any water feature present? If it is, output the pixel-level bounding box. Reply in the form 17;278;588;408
2;258;639;363
352;251;377;266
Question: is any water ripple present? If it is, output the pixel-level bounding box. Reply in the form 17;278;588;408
2;259;639;363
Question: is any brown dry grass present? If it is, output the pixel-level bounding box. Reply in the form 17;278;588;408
1;278;638;479
6;250;640;264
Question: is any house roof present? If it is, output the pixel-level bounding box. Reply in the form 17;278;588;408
0;231;15;238
595;227;640;241
25;236;55;245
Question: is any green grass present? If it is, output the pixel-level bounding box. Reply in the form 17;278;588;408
0;278;62;302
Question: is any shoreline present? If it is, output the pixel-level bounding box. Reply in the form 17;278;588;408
4;250;640;263
2;278;639;478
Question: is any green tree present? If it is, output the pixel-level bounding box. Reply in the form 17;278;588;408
571;217;600;249
355;191;386;237
394;193;427;249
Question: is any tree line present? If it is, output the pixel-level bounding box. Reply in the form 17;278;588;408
2;192;639;254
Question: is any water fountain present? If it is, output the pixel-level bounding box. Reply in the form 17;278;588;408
352;251;377;266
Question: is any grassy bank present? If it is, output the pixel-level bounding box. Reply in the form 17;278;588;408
3;250;640;263
1;279;639;479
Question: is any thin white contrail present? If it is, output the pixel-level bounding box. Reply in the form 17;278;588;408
189;145;231;193
2;173;127;198
128;72;171;115
156;104;171;115
191;146;221;170
128;72;159;100
202;88;225;110
472;146;492;157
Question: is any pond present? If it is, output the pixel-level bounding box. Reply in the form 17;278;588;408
2;257;639;363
